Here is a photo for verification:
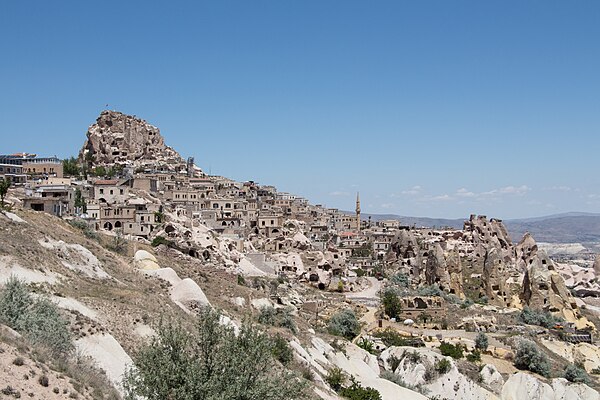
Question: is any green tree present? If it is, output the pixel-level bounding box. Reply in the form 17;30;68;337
74;188;87;214
475;332;489;352
0;178;11;208
381;288;402;319
123;307;306;400
62;157;80;176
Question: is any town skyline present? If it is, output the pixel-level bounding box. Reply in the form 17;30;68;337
2;1;599;219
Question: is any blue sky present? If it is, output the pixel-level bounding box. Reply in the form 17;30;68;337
1;1;599;219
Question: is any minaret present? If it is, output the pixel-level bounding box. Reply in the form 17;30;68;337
355;192;361;231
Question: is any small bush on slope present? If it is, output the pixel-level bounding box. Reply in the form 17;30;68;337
0;275;31;328
513;339;550;377
0;276;73;358
328;309;361;340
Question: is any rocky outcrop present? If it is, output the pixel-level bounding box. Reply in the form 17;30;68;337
464;215;512;250
79;110;189;172
517;234;592;329
482;247;512;307
425;244;450;290
446;249;464;297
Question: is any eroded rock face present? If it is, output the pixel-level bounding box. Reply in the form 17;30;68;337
425;244;450;290
446;249;464;297
517;234;592;328
79;110;186;171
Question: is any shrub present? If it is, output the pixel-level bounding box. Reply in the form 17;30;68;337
372;328;425;348
328;309;361;340
257;306;297;334
381;289;402;319
519;307;563;329
0;276;31;328
417;285;443;297
339;377;382;400
237;274;246;286
355;268;366;278
277;307;298;334
325;367;345;391
12;357;24;366
271;334;293;365
151;236;172;248
564;364;590;384
513;339;550;377
38;375;49;387
390;273;409;288
123;307;306;400
475;332;489;352
460;298;474;309
405;350;422;364
357;337;374;354
466;350;481;363
435;358;452;375
18;298;73;358
258;306;277;325
387;354;401;372
439;342;464;359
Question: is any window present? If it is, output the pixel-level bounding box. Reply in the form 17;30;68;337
110;190;114;195
120;189;124;195
99;188;104;194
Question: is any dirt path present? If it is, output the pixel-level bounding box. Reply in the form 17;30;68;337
346;277;382;307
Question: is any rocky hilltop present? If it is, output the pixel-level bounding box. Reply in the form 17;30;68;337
78;110;189;172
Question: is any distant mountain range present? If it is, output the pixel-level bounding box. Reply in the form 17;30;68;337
358;212;600;244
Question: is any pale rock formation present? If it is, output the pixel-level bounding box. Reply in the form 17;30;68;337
170;278;211;313
516;234;592;329
75;333;134;394
501;372;599;400
482;247;512;307
381;346;498;400
480;364;504;394
446;249;464;298
38;238;110;279
79;110;187;172
134;249;160;270
425;243;451;290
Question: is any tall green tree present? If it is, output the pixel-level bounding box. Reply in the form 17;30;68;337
62;157;81;176
74;188;87;213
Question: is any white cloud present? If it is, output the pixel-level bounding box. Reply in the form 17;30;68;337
455;188;476;197
329;191;349;197
481;185;530;196
545;185;573;192
401;185;422;195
